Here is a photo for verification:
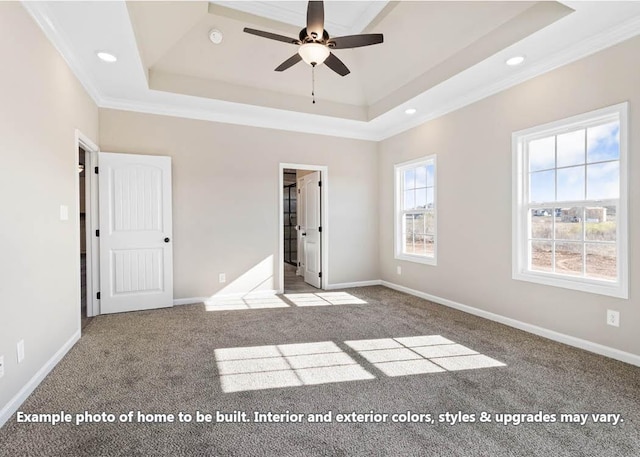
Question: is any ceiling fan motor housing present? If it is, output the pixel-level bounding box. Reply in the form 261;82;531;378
299;27;330;44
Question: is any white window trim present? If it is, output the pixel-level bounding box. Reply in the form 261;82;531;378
512;102;629;299
394;155;437;266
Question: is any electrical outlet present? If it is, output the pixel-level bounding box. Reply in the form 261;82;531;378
397;266;402;275
219;273;226;283
17;340;24;363
607;310;620;327
0;356;4;378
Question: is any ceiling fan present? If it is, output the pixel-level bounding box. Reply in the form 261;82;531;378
243;0;383;96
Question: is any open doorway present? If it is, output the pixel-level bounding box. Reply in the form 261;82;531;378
279;164;328;293
76;130;100;321
78;146;91;329
283;169;298;267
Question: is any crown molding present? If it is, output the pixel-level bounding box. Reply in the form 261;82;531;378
21;1;640;142
21;1;103;106
373;14;640;141
99;96;377;141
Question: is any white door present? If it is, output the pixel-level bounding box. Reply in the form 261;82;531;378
301;171;322;288
98;152;173;314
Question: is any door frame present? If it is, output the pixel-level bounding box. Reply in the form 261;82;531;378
75;130;100;318
278;163;328;293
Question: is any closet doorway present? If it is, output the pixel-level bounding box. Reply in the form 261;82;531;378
78;146;91;330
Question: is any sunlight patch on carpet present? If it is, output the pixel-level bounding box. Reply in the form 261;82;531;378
205;295;290;311
205;292;368;311
284;292;367;307
345;335;505;377
215;335;505;392
215;341;374;393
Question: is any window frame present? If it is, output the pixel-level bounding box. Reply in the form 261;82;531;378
512;102;629;299
394;155;437;266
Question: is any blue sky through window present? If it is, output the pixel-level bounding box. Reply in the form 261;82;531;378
530;170;554;202
587;122;619;163
557;166;584;201
587;161;619;200
528;137;555;172
529;121;619;203
403;164;435;209
557;129;584;167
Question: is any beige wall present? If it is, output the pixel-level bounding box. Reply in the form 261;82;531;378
2;0;639;428
0;3;98;414
379;36;640;356
99;109;379;299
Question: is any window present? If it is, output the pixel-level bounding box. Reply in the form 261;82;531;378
512;103;628;298
395;156;437;265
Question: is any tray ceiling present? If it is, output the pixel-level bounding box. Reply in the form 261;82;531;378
22;1;640;140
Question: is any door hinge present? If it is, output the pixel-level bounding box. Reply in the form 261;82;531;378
298;189;300;194
94;166;99;174
319;272;322;278
318;226;322;232
318;180;322;187
95;229;100;237
298;262;301;267
96;292;101;300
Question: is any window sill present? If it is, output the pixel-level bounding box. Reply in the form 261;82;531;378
395;253;437;266
512;270;628;299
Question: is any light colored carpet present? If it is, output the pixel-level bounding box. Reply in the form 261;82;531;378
1;286;639;456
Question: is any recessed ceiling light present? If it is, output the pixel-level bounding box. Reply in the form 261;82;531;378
405;108;417;115
506;56;525;66
209;29;223;45
96;51;117;63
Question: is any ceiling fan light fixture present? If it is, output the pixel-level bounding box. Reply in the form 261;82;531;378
298;43;330;66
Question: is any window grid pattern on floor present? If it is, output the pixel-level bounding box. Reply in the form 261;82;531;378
205;292;367;311
284;292;367;307
215;341;374;393
345;335;505;377
215;335;505;393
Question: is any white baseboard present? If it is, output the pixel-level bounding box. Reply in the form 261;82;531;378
173;297;207;306
326;280;382;290
0;329;81;428
380;280;640;367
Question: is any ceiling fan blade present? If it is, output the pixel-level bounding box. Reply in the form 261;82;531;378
324;52;350;77
330;33;384;50
243;28;299;45
306;1;325;39
275;53;303;72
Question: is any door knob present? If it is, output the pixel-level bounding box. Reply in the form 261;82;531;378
164;237;170;243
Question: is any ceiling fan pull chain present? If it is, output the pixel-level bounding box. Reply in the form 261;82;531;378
312;64;316;104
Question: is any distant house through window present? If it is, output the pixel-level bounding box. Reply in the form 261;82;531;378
512;103;628;298
395;155;437;265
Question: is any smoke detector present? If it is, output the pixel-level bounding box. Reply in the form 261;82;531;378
209;29;223;45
